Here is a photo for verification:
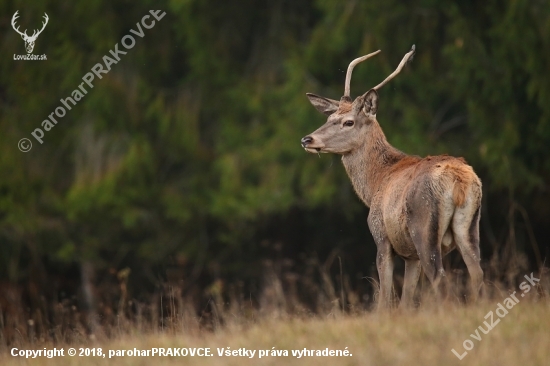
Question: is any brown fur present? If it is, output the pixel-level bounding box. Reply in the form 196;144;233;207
303;103;483;309
336;102;352;114
447;164;476;207
303;55;484;308
385;155;474;208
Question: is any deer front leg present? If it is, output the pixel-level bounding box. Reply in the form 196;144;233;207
376;245;395;309
368;211;395;309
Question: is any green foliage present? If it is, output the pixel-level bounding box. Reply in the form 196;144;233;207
0;0;549;291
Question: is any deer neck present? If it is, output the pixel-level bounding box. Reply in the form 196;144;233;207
341;122;406;207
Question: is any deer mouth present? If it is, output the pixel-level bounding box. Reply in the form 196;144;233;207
304;147;326;154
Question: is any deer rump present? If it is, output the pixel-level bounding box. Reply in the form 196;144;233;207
373;155;481;261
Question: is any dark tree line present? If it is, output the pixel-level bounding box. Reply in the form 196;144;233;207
0;0;549;317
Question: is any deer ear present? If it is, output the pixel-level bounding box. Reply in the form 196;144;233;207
359;89;379;116
306;93;340;116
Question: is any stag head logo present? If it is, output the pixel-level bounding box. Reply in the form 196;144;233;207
11;11;49;54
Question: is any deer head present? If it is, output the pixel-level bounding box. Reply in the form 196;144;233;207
11;11;49;54
301;46;415;155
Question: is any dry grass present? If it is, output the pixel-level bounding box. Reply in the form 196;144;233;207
1;296;549;366
1;255;549;365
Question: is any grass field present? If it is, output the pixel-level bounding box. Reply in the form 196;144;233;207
1;296;548;366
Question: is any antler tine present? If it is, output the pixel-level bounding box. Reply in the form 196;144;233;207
11;11;26;36
343;50;381;98
373;45;415;91
35;13;49;37
11;10;19;26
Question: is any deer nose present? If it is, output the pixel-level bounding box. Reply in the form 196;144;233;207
301;136;313;147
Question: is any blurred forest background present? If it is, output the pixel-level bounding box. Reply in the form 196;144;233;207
0;0;550;339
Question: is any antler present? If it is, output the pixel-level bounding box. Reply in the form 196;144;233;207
33;13;49;38
11;11;27;37
373;45;415;91
11;11;48;40
343;50;381;98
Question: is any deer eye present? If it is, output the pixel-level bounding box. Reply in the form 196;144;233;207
343;120;354;127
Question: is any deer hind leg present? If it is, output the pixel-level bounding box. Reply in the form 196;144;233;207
452;199;483;302
412;221;445;299
408;195;454;300
399;258;421;309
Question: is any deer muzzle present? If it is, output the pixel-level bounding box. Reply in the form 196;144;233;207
301;135;324;153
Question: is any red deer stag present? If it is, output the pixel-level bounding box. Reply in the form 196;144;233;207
301;46;483;309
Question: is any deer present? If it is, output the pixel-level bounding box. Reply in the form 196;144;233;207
301;46;483;309
11;11;49;54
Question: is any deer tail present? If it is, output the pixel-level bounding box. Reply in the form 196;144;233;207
452;177;467;207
